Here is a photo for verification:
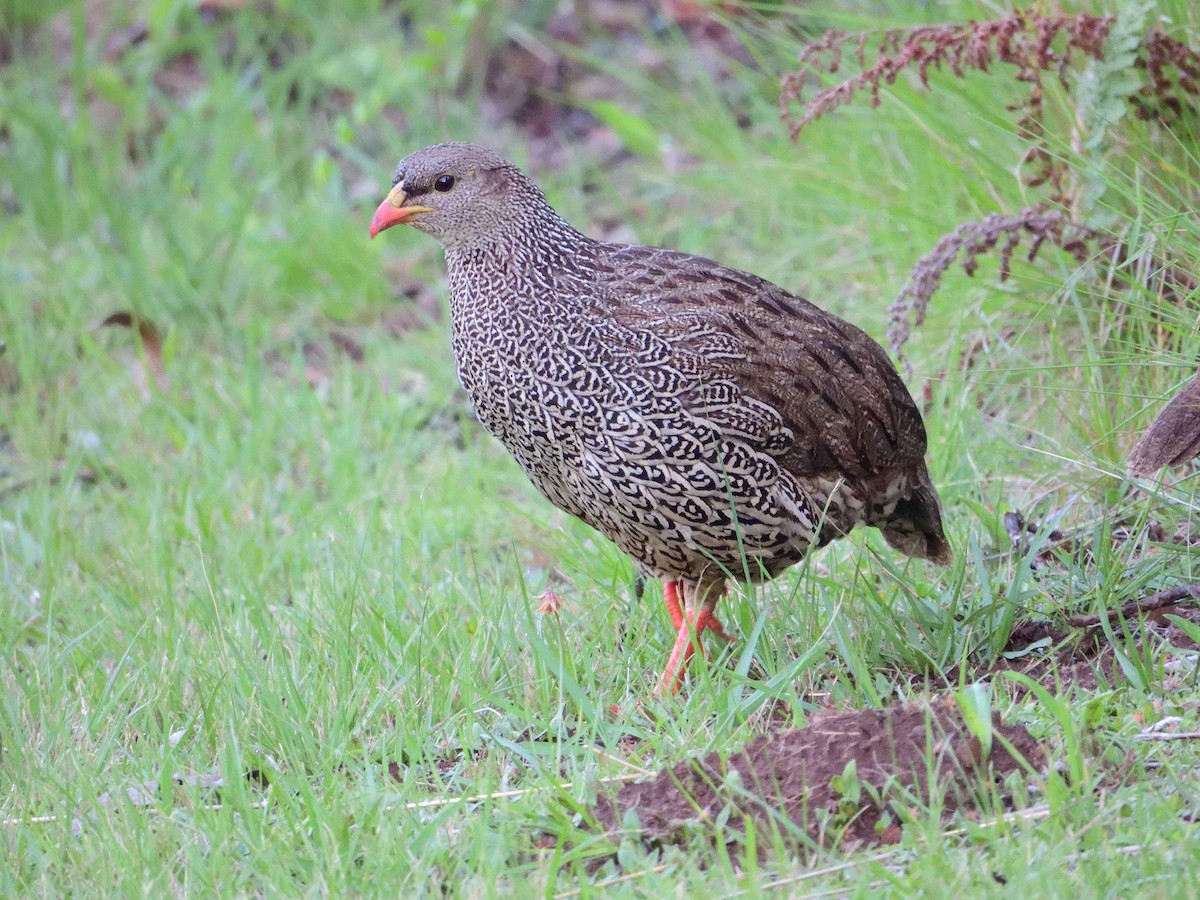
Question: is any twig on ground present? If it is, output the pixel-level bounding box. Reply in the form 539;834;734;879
1067;584;1200;628
1133;732;1200;742
2;773;645;830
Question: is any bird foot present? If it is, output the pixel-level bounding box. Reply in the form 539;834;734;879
655;606;736;697
663;581;735;643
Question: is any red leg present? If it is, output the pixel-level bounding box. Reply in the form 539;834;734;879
703;611;736;644
657;608;701;696
663;580;684;631
663;579;733;641
655;584;736;697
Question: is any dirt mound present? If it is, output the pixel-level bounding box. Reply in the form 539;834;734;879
593;700;1041;855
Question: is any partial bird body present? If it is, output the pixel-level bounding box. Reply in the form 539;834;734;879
370;142;950;695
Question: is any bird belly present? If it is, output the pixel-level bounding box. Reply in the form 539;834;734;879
448;302;891;584
548;405;833;583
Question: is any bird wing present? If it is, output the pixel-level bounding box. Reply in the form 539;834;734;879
600;244;929;480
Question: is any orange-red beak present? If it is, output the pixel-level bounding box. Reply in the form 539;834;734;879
368;183;433;239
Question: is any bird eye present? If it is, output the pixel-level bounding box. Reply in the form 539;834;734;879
434;174;456;192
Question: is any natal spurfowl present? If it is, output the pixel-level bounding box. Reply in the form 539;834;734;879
370;143;951;696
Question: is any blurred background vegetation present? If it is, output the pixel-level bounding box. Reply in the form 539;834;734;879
2;0;1200;894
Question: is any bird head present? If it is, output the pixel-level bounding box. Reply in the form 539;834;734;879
368;142;532;247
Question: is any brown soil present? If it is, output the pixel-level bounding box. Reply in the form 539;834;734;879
977;599;1200;694
592;699;1041;856
590;596;1200;861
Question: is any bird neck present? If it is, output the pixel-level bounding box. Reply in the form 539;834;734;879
444;205;597;299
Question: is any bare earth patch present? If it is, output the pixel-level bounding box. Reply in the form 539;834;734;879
984;594;1200;693
590;594;1199;861
593;700;1041;856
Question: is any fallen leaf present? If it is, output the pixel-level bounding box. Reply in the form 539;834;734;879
90;310;168;395
1129;371;1200;475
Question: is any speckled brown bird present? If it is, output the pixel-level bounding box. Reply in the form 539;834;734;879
370;143;951;696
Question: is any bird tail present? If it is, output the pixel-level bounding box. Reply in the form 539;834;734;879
881;467;952;566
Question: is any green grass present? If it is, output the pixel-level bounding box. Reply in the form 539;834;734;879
3;0;1200;895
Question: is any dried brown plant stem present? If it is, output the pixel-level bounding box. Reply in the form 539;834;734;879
781;12;1200;359
780;14;1115;196
1066;583;1200;628
887;207;1097;355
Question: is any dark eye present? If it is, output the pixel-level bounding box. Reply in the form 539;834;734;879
434;174;456;192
